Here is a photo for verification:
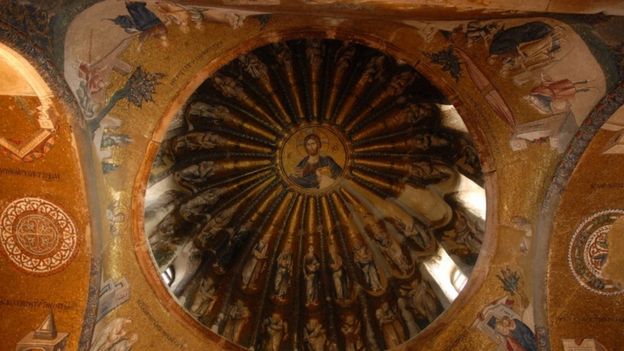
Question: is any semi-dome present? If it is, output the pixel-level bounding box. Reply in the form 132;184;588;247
144;38;485;351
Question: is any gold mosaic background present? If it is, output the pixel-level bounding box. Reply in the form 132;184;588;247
0;1;623;350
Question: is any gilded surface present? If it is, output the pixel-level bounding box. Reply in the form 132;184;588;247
548;128;624;350
64;9;603;350
0;94;91;350
140;38;487;350
278;124;348;193
0;0;621;350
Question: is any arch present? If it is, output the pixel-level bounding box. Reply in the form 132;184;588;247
131;25;499;350
533;79;624;350
0;24;105;351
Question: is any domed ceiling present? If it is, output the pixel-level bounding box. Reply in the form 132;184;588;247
143;38;485;351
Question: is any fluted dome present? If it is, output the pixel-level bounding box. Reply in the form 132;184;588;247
144;38;485;351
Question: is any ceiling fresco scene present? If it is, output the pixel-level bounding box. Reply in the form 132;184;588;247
2;0;624;350
143;38;486;350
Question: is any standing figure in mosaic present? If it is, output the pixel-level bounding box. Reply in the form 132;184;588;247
406;279;439;323
213;225;249;273
329;247;349;300
273;250;293;300
304;246;320;306
195;205;237;248
91;317;133;351
453;209;483;256
397;286;421;336
149;214;180;264
341;313;364;351
189;277;216;317
391;215;436;253
261;313;288;351
304;318;328;351
489;315;537;351
222;299;250;343
367;221;410;274
354;245;383;291
241;237;269;289
375;302;406;348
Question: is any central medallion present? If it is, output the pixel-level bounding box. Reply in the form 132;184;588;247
278;124;349;193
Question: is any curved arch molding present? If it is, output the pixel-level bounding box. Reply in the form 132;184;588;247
535;79;624;350
0;21;104;351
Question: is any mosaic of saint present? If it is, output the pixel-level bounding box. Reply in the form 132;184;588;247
144;39;485;351
280;126;346;191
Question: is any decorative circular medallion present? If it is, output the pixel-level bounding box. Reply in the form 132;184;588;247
0;197;78;274
278;124;348;193
568;209;624;295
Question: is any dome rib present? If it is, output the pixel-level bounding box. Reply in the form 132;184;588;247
144;38;486;351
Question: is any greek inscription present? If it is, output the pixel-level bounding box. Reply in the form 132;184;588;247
0;298;75;310
590;183;624;189
0;167;60;181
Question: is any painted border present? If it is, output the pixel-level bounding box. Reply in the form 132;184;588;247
533;78;624;351
0;19;106;351
567;208;624;295
130;24;499;350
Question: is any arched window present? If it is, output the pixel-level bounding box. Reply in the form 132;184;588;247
161;265;175;287
452;266;468;292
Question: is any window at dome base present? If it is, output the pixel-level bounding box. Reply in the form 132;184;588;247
143;38;486;350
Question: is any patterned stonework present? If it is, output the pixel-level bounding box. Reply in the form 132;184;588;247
568;209;624;295
0;197;77;274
